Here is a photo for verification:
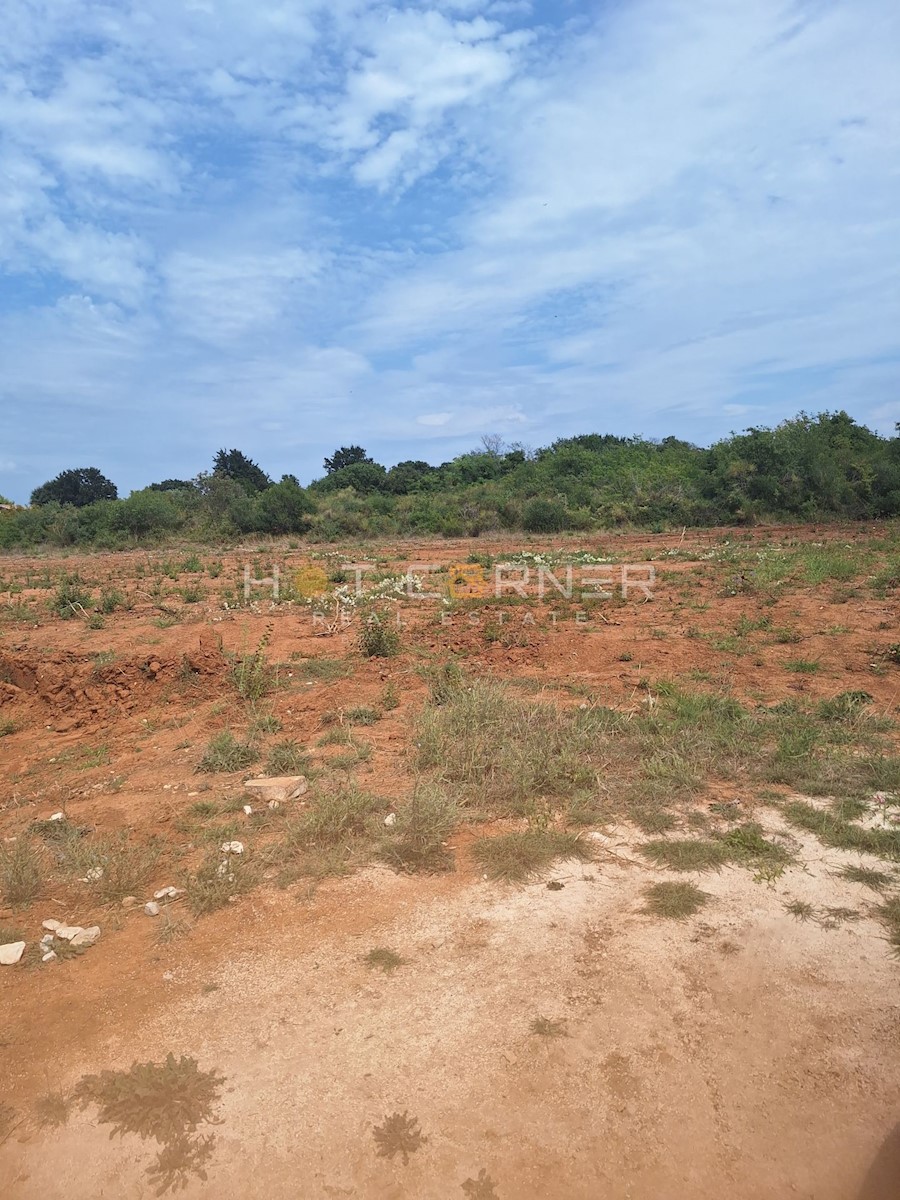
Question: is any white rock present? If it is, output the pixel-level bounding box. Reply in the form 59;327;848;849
79;866;104;883
144;901;160;916
0;941;25;965
243;805;253;815
153;886;183;900
40;933;55;945
70;926;101;947
41;950;58;963
55;925;85;941
49;812;64;822
267;799;280;810
221;841;244;854
383;812;397;827
243;775;308;804
42;919;62;931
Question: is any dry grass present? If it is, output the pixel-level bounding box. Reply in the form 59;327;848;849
471;828;592;882
643;880;710;918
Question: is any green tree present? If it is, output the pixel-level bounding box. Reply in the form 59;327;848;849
254;477;315;533
324;445;373;473
212;449;271;494
31;467;118;507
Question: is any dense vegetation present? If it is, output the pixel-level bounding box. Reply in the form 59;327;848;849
3;412;900;549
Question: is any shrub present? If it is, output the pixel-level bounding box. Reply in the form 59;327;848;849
358;613;401;658
378;788;458;873
197;732;260;773
522;498;567;533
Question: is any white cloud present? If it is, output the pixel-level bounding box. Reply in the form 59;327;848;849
1;0;899;500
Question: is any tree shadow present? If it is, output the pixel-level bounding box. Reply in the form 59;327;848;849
857;1123;900;1200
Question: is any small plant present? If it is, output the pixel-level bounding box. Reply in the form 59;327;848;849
784;658;821;674
643;880;709;919
179;584;205;604
51;573;92;618
472;829;591;882
249;712;281;735
0;836;43;904
71;834;161;902
0;925;25;944
186;852;258;916
0;719;16;736
99;587;125;614
344;706;381;725
530;1015;568;1037
189;800;218;818
230;625;276;701
197;732;260;773
363;947;405;974
838;863;894;890
372;1110;427;1164
358;613;401;658
378;788;458;873
818;691;873;721
381;681;400;711
641;838;730;872
875;895;900;955
265;739;310;775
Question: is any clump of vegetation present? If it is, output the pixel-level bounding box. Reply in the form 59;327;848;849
51;573;92;618
641;838;730;872
186;853;258;916
643;880;710;918
68;833;161;902
783;800;900;859
785;899;816;921
372;1111;427;1164
344;705;381;725
0;836;43;904
230;627;276;701
875;896;900;955
472;828;591;882
197;731;260;773
378;788;458;873
265;739;310;775
286;783;381;851
818;691;874;722
838;863;894;890
363;947;405;974
358;613;401;658
75;1054;224;1194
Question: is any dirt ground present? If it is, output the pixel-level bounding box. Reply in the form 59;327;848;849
1;525;899;1198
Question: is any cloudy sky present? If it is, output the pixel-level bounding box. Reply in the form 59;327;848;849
1;0;898;500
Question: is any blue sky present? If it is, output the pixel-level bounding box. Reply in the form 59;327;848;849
1;0;899;502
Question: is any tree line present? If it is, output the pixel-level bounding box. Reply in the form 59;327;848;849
3;412;900;549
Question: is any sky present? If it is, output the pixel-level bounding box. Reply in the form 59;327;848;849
1;0;899;502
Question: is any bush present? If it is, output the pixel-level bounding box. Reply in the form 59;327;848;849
358;612;401;658
254;478;314;534
111;491;183;537
522;498;568;533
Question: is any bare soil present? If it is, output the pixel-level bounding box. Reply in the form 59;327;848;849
1;525;899;1198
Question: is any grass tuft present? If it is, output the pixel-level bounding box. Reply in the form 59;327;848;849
472;828;591;882
643;880;709;919
197;731;260;774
